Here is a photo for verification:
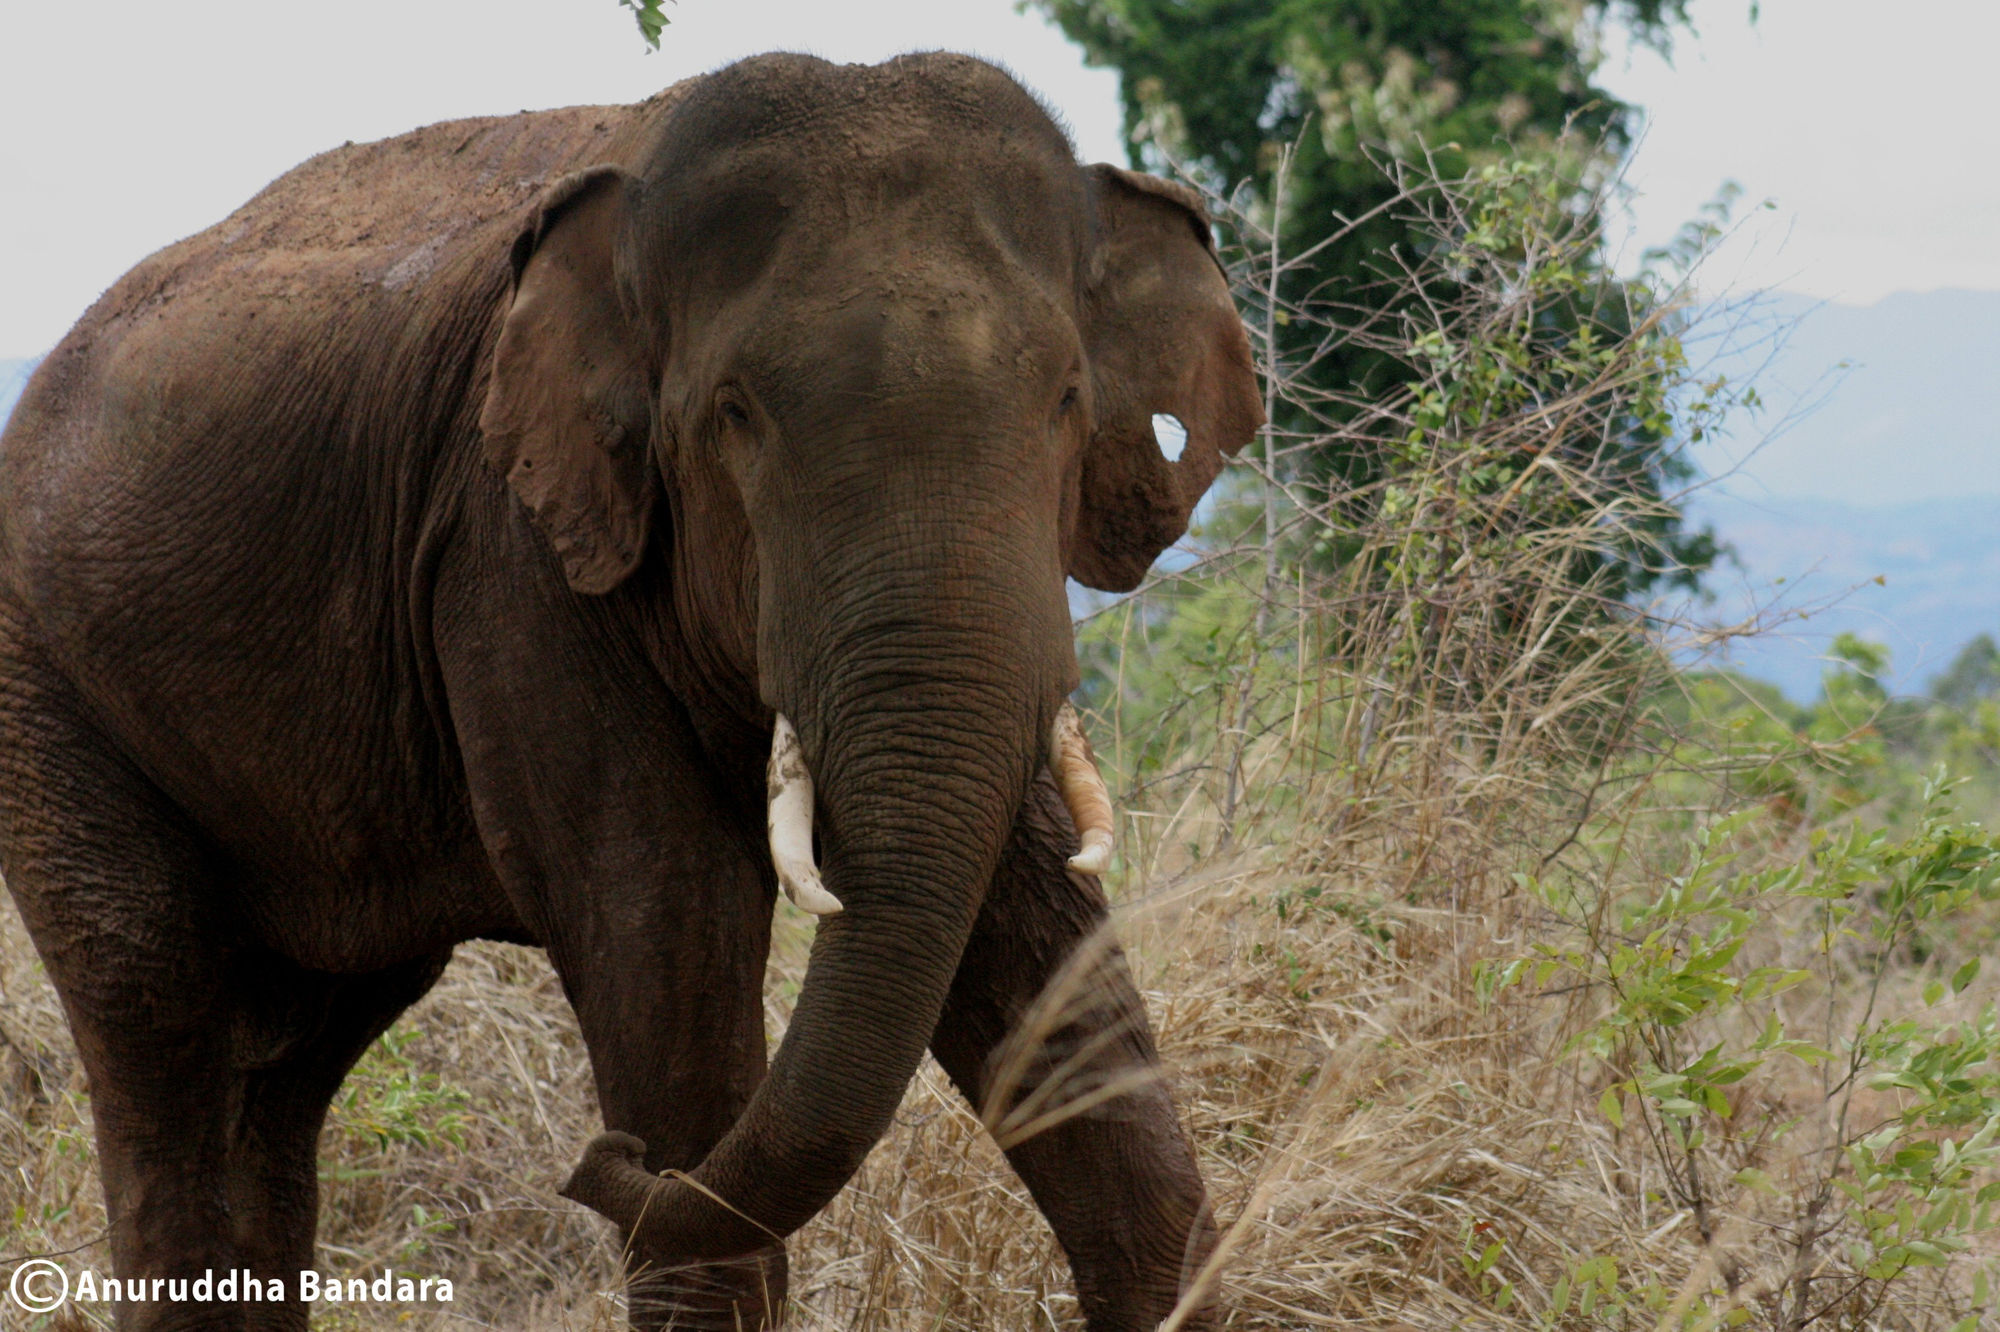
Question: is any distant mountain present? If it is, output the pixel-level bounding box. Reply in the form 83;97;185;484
1688;493;2000;701
1690;289;2000;505
1683;288;2000;699
0;357;37;428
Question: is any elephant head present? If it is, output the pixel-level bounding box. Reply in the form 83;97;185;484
478;53;1261;1260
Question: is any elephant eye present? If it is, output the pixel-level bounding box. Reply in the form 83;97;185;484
1057;386;1079;415
716;393;753;431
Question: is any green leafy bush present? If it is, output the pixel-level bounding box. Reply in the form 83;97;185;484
327;1025;470;1158
1484;779;2000;1327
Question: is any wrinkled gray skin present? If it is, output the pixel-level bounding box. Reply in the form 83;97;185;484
0;53;1261;1330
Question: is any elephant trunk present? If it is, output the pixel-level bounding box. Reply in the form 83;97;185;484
565;586;1064;1260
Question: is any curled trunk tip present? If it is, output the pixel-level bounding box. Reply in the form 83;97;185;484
768;713;843;915
1051;702;1115;875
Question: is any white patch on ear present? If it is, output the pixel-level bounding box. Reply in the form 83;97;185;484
1151;413;1188;463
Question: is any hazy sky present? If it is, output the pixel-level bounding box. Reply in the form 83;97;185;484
0;0;1124;359
1600;0;2000;304
3;0;1993;359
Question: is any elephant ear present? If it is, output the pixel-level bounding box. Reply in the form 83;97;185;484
1071;164;1264;592
480;166;657;595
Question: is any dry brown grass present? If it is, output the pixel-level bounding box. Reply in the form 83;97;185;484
0;781;1739;1332
0;829;1672;1332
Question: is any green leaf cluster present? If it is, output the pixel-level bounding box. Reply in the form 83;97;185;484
1663;632;2000;833
618;0;672;49
1483;780;2000;1324
326;1025;471;1157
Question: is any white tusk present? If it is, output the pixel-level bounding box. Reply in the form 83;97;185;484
767;714;843;915
1050;702;1115;875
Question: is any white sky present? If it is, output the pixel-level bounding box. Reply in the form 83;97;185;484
0;0;1125;358
3;0;1994;357
1599;0;2000;305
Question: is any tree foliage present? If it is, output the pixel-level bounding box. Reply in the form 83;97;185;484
1029;0;1730;593
1032;0;1693;188
619;0;672;49
1933;634;2000;713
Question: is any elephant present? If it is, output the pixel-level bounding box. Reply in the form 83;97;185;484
0;51;1261;1331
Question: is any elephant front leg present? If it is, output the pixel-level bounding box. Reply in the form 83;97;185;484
930;772;1219;1332
557;878;788;1332
524;798;787;1329
437;543;788;1329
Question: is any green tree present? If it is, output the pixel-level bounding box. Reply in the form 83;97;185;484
1029;0;1732;593
1032;0;1694;199
1932;633;2000;712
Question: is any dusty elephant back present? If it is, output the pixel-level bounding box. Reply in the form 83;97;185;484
1;88;688;518
0;88;686;903
80;96;669;350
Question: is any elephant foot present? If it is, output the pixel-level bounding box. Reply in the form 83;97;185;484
564;1132;789;1329
628;1246;788;1331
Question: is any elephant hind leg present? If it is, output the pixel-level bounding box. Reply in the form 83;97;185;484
0;679;246;1328
0;658;449;1330
221;948;451;1326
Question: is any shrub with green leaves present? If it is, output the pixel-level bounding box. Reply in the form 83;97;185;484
1484;778;2000;1328
1076;146;1738;881
326;1025;470;1159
